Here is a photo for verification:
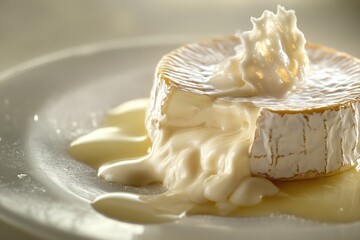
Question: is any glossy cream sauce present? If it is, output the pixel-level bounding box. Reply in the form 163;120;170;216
69;99;360;224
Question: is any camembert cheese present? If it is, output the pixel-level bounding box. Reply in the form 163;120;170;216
70;6;360;213
149;38;360;181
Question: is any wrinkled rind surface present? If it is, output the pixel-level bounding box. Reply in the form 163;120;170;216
147;36;360;180
250;103;360;179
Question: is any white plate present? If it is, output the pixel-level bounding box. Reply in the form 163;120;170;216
0;36;359;240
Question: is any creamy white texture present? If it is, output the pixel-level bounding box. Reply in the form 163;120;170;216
100;6;311;207
211;6;309;98
99;90;278;206
149;90;278;205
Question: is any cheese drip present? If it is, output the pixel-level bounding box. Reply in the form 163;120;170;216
211;5;309;98
71;100;360;224
98;91;278;206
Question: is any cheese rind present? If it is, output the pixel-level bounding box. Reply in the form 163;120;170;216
250;103;360;179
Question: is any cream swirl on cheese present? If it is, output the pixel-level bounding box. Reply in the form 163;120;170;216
211;5;309;98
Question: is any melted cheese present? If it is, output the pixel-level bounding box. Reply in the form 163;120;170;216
72;93;279;206
136;6;311;206
71;100;360;224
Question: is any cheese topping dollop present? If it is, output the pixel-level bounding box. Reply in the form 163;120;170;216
211;5;309;98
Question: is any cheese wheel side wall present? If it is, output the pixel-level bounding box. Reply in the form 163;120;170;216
249;102;360;180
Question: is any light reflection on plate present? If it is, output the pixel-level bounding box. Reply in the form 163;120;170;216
0;36;359;240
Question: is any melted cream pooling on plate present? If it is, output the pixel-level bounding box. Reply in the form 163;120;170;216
68;6;360;224
69;99;360;224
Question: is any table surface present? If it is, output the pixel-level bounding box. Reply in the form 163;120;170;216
0;0;359;239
